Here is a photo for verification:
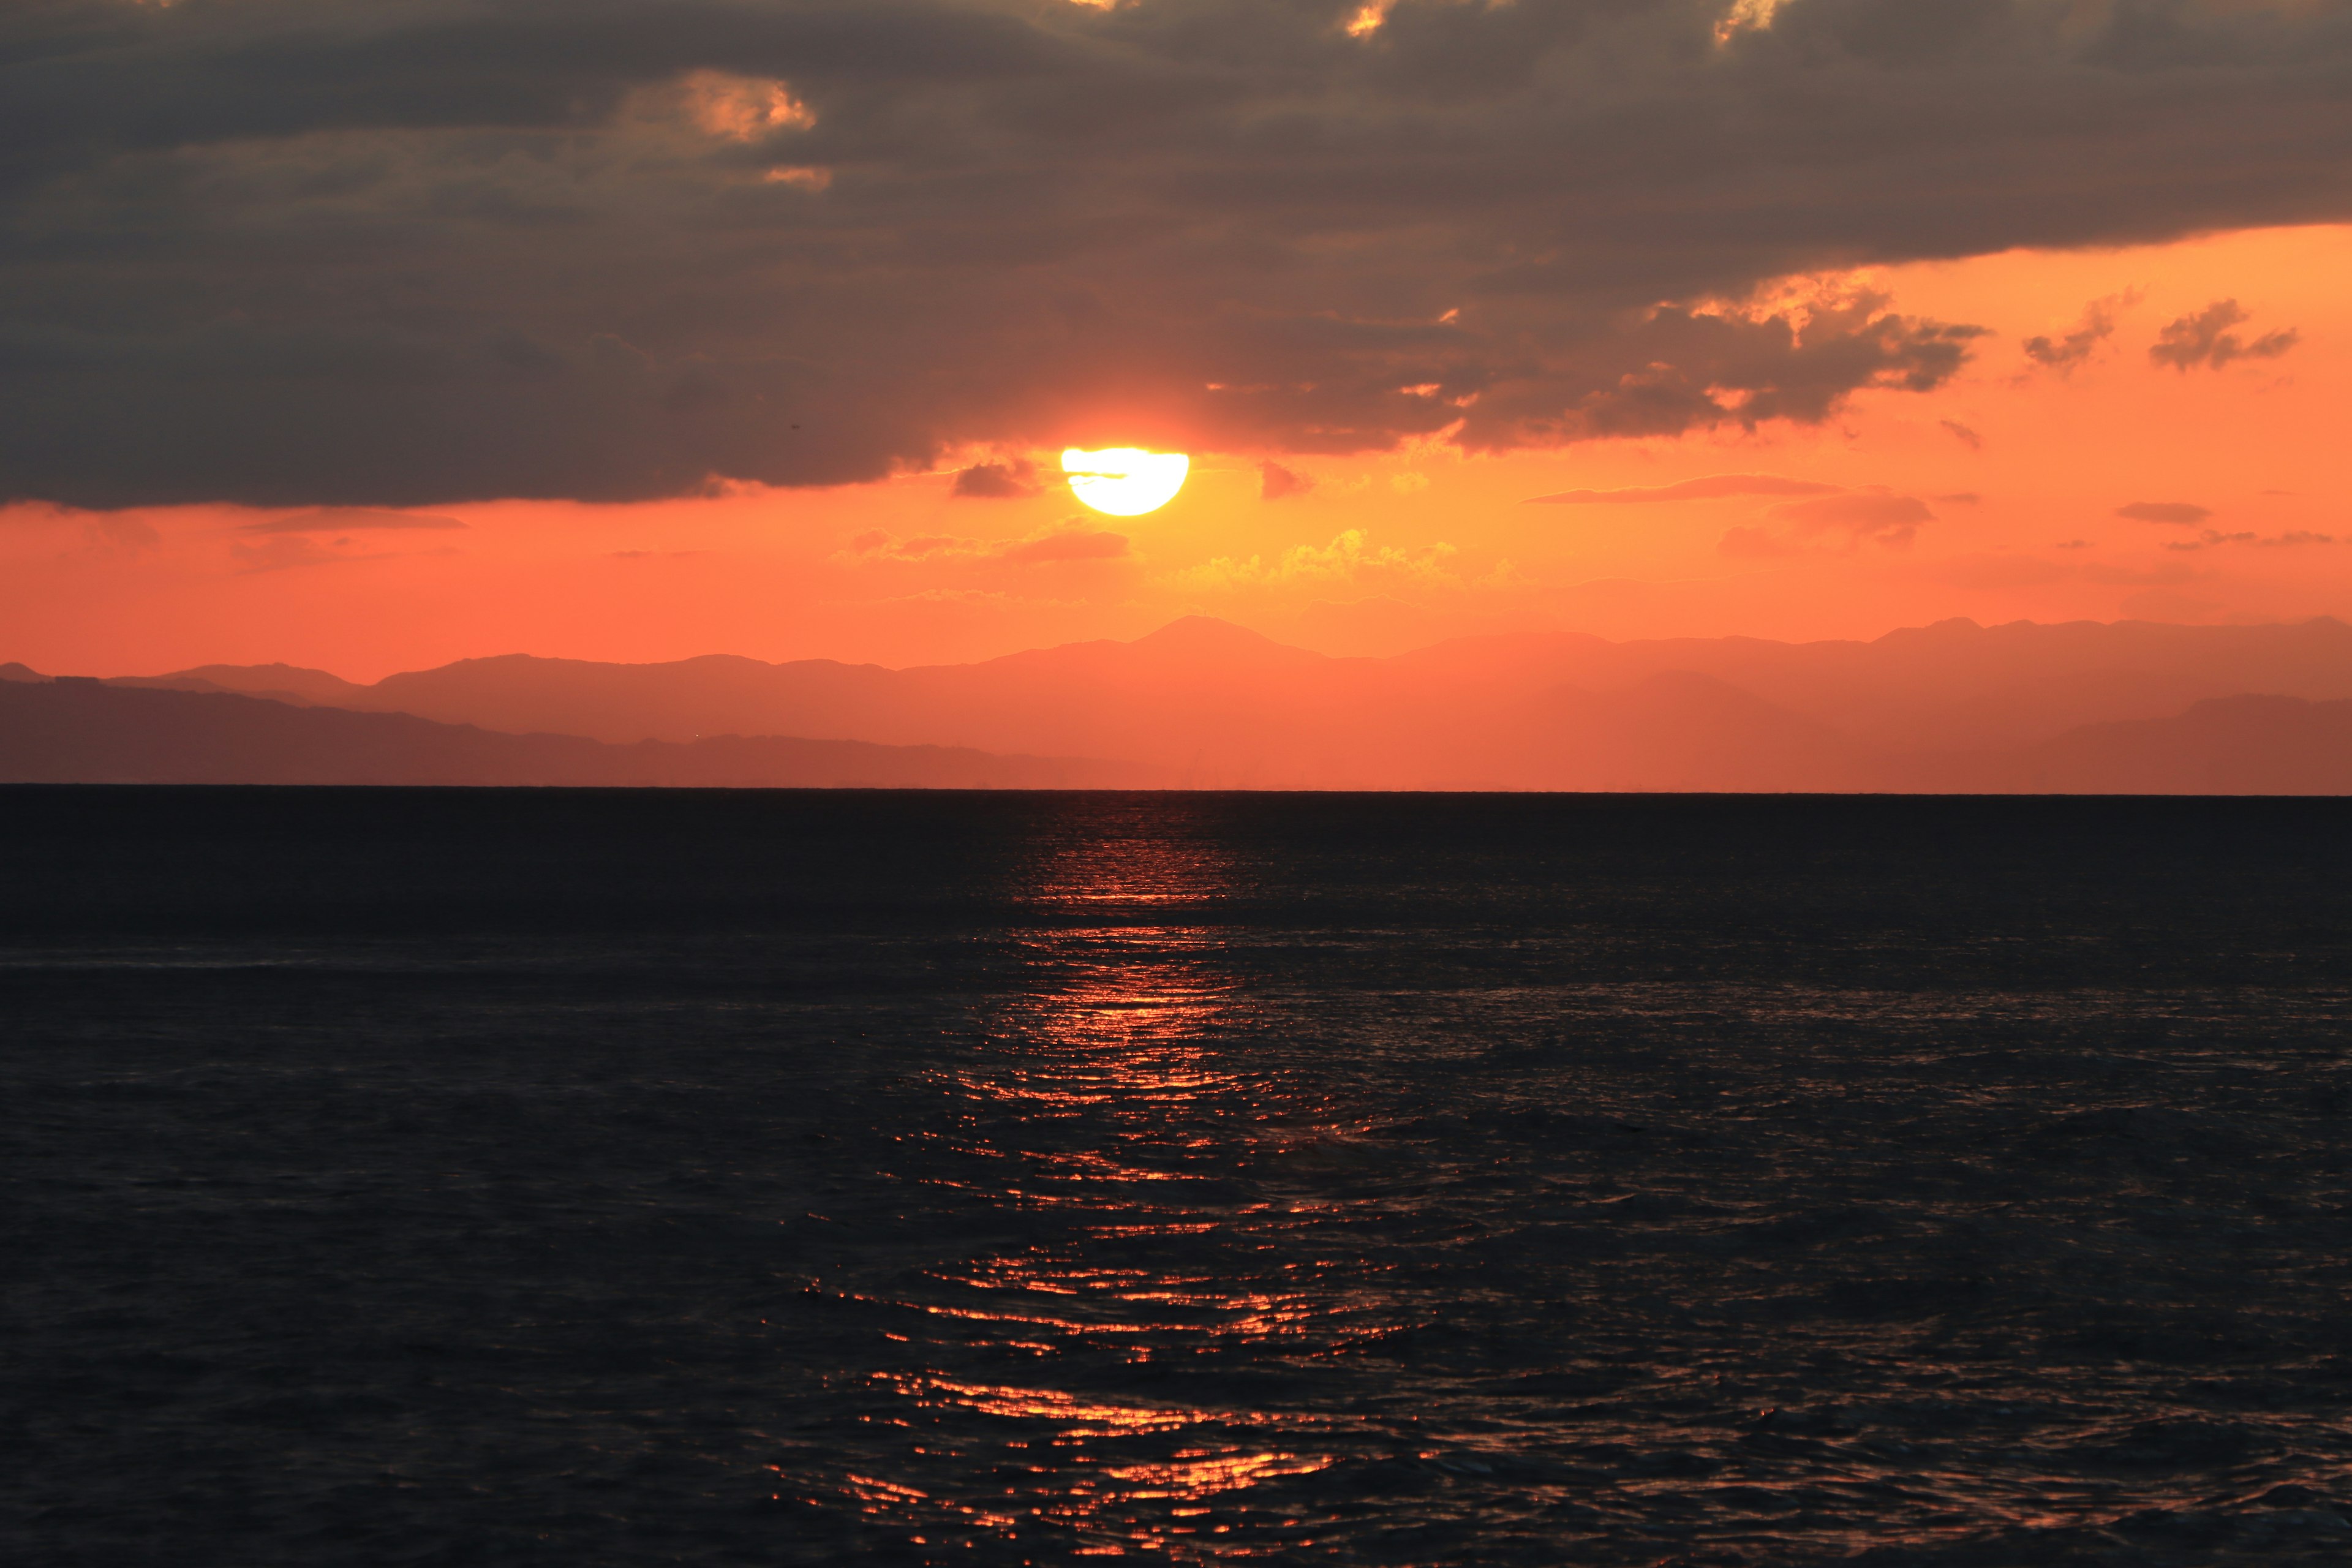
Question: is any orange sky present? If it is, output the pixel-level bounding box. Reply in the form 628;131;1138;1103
6;223;2344;682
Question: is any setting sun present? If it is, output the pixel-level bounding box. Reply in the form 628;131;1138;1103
1062;448;1189;516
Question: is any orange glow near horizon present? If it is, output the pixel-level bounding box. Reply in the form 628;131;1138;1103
3;224;2350;682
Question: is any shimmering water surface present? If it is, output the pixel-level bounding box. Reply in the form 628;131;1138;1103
7;788;2352;1566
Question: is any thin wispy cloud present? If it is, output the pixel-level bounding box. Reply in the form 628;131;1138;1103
241;510;467;535
2117;502;2213;526
1526;475;1840;505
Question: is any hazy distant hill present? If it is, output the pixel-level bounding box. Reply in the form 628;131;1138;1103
1497;673;1868;793
1993;695;2352;795
20;616;2352;791
98;614;2352;790
0;682;1155;789
107;662;366;707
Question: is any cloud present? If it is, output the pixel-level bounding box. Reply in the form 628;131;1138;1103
1716;524;1800;560
997;527;1129;565
1526;474;1838;505
2;2;2350;507
2116;501;2212;525
1719;487;1934;556
78;515;162;557
1449;287;1988;456
840;530;970;564
2022;292;2136;372
240;508;467;534
2164;528;2334;551
839;521;1128;568
678;71;816;141
1939;420;1984;451
227;526;465;571
1769;489;1936;546
949;460;1041;499
1175;529;1458;592
2149;300;2299;372
1260;462;1314;500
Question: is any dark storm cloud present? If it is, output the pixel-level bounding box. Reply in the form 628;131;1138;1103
4;0;2351;508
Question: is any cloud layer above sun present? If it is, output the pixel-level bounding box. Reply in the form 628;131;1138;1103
5;0;2351;508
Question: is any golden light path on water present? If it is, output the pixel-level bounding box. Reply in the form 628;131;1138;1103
773;804;2335;1563
801;816;1403;1559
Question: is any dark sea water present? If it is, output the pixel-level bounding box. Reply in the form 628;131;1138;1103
7;787;2352;1567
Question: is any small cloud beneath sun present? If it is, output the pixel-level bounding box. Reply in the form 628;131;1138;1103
950;459;1042;499
1174;529;1458;592
836;521;1129;568
997;528;1130;565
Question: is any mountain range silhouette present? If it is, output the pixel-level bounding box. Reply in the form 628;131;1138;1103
12;616;2352;791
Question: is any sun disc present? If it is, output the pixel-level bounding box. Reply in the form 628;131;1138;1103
1062;448;1189;516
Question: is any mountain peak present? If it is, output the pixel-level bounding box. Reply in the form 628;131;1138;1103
1134;615;1273;644
1128;616;1319;659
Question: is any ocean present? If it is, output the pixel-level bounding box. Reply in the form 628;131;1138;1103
6;787;2351;1566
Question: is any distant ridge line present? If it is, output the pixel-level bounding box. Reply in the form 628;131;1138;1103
0;683;1155;790
12;615;2352;792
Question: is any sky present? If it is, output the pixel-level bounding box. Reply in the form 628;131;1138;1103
4;1;2351;680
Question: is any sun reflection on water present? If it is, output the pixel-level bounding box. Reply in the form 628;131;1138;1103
793;807;1401;1558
